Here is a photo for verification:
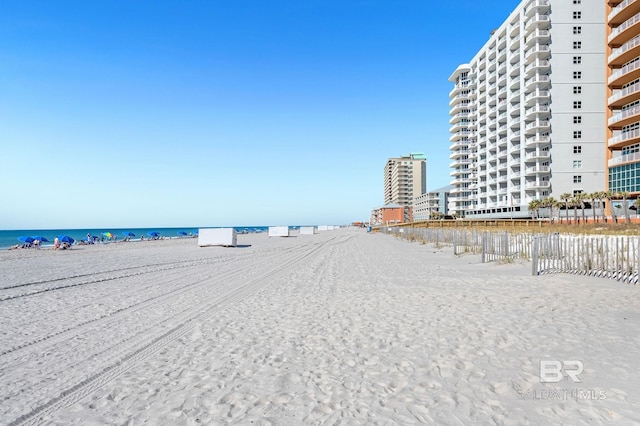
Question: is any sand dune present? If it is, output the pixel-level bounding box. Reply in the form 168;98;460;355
1;228;639;425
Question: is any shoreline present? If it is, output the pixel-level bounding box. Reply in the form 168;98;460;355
1;228;639;424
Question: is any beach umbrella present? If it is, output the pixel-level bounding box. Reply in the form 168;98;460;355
18;236;35;244
30;236;49;242
147;231;160;238
122;231;135;237
177;231;188;236
58;235;75;244
102;232;113;238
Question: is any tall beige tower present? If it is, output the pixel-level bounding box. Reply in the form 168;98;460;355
383;153;427;207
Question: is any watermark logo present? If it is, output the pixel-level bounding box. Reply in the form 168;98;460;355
540;360;583;383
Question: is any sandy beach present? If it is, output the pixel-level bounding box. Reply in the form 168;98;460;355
1;227;639;425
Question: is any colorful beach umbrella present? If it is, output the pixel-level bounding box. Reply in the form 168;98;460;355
102;232;113;238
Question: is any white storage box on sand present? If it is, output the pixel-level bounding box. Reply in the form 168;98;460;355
268;226;289;237
299;226;316;235
198;228;237;247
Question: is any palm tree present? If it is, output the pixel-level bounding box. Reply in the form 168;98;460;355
560;192;572;224
607;191;618;224
588;192;598;224
570;195;579;225
528;199;540;219
576;192;588;224
619;191;631;224
596;191;608;223
543;196;558;223
634;198;640;220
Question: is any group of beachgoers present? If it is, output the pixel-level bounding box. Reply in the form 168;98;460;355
9;237;71;251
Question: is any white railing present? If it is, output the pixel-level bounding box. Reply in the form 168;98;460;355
609;35;640;63
609;59;640;84
608;151;640;166
609;127;640;145
608;104;640;125
608;0;637;22
608;79;640;104
609;12;640;42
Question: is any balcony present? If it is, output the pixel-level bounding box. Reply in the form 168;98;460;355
525;180;551;189
609;12;640;47
525;0;550;15
525;134;551;146
609;104;640;128
609;127;640;147
609;35;640;67
525;59;550;77
524;14;550;33
608;79;640;107
525;165;550;175
525;104;550;119
524;89;550;106
525;74;550;90
608;0;640;26
449;111;475;124
450;130;476;142
524;120;550;133
524;44;550;62
524;29;550;48
609;58;640;88
608;151;640;166
525;150;550;160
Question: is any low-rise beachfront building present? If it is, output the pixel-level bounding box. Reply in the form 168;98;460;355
413;185;454;221
370;203;409;226
607;0;640;205
449;0;606;219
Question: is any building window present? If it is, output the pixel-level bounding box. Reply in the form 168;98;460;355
573;26;582;34
573;131;582;139
574;145;582;153
573;56;582;64
573;41;582;49
573;101;582;109
573;160;582;169
573;175;582;183
573;85;582;93
573;11;582;19
573;116;582;124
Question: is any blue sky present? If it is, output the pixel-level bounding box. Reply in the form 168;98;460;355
1;0;520;229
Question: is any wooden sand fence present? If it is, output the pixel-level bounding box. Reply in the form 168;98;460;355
531;234;640;284
382;227;534;261
383;227;639;284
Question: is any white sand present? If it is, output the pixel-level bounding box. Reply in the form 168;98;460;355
1;228;639;425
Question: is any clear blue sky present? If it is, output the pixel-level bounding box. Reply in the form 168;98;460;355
1;0;520;229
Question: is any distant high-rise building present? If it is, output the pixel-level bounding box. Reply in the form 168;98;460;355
607;1;640;198
449;0;606;219
383;153;427;209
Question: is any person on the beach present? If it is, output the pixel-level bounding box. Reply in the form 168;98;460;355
33;239;40;250
54;237;60;250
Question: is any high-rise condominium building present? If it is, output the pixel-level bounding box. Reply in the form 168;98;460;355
607;1;640;197
449;0;606;219
383;153;427;207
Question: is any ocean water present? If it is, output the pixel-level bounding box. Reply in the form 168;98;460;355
0;226;272;250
